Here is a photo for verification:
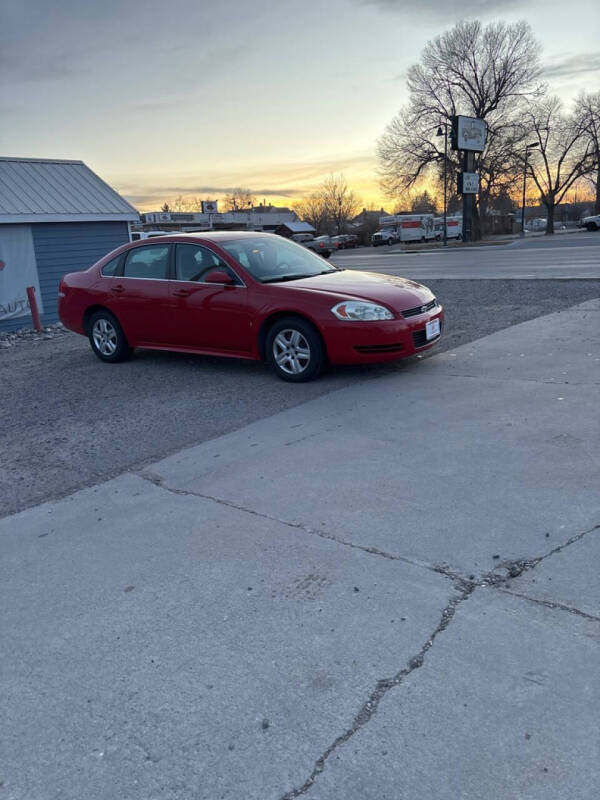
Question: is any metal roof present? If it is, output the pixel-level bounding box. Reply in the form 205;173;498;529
0;157;139;224
276;221;316;233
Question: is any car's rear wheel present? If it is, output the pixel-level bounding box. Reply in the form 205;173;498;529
88;310;132;363
266;317;324;382
586;222;598;231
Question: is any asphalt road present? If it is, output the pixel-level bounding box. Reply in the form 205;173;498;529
2;276;598;518
330;230;600;278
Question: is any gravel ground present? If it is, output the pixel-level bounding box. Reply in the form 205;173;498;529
1;279;598;517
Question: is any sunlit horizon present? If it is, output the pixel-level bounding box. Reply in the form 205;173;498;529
2;1;598;214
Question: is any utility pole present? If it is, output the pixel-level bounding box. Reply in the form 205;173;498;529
462;151;475;242
436;123;448;246
521;142;539;237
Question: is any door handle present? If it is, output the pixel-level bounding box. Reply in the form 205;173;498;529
173;289;190;297
111;285;125;293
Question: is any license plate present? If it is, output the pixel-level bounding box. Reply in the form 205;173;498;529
426;318;440;340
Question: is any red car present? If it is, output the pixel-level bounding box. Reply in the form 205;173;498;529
58;232;443;382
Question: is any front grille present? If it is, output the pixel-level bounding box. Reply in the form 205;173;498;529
402;298;437;318
354;343;405;354
412;329;440;348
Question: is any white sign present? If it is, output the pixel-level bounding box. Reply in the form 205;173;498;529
461;172;479;194
0;224;43;321
202;201;218;214
456;116;487;152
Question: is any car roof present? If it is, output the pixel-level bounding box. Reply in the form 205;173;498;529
138;230;282;245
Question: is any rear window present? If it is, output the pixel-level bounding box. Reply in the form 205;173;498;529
101;255;121;277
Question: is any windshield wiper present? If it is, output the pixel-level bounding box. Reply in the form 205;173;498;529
262;273;315;283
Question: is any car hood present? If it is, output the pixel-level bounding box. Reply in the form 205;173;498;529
282;270;435;311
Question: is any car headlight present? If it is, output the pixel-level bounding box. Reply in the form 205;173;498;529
331;301;394;321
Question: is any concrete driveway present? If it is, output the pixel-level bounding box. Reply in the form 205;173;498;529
1;299;598;799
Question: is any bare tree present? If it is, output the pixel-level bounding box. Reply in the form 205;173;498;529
521;96;593;234
321;174;361;234
223;188;255;212
574;91;600;214
377;20;543;239
292;192;329;234
410;190;438;214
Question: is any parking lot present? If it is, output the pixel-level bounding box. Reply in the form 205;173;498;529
1;234;599;800
2;241;599;517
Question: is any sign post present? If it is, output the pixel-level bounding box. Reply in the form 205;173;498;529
451;115;487;242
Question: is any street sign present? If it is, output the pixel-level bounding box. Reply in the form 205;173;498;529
202;200;218;213
458;172;479;194
451;116;487;152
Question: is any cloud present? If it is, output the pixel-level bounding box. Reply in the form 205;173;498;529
357;0;522;15
543;52;600;79
113;151;379;209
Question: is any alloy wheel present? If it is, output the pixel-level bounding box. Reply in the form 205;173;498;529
272;329;311;375
92;318;118;356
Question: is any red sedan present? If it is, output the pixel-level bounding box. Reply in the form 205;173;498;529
58;232;443;381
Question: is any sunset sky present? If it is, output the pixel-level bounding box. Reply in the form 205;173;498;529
2;0;599;211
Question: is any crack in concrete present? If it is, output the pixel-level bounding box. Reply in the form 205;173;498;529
499;588;600;623
480;523;600;586
135;470;465;585
279;585;475;799
135;471;598;796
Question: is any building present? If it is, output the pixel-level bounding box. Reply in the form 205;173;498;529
274;221;316;238
0;157;138;332
141;208;299;234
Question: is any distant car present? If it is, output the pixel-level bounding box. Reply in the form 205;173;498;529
332;235;358;250
581;214;600;231
130;230;170;241
58;232;443;382
305;235;332;258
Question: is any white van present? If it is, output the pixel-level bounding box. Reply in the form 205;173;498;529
130;230;171;242
434;216;462;240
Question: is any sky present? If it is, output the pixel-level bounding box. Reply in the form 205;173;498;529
1;0;599;211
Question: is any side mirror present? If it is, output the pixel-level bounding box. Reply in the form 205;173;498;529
204;270;234;285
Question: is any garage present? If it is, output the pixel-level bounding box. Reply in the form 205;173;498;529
0;157;138;332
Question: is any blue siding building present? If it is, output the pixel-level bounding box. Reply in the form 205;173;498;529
0;157;139;332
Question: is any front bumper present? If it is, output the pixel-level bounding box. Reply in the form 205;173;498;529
322;307;444;364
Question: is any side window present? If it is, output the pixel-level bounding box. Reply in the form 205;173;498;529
101;255;121;277
175;244;241;284
221;244;251;270
123;245;169;279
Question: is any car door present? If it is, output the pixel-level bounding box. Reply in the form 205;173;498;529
111;243;172;345
169;243;252;352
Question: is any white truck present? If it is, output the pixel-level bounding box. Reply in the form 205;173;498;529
372;214;436;246
581;214;600;231
434;216;462;240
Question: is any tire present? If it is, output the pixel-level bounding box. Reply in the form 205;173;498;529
266;317;325;382
586;222;598;231
88;309;132;363
387;238;393;246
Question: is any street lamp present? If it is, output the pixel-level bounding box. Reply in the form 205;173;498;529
436;123;448;246
521;142;539;237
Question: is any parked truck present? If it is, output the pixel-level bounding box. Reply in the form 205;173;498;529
581;214;600;231
434;216;462;240
372;214;436;246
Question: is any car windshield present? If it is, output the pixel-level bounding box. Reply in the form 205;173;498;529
221;236;337;283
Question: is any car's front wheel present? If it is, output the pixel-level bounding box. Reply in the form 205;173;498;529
266;317;325;382
88;310;132;363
